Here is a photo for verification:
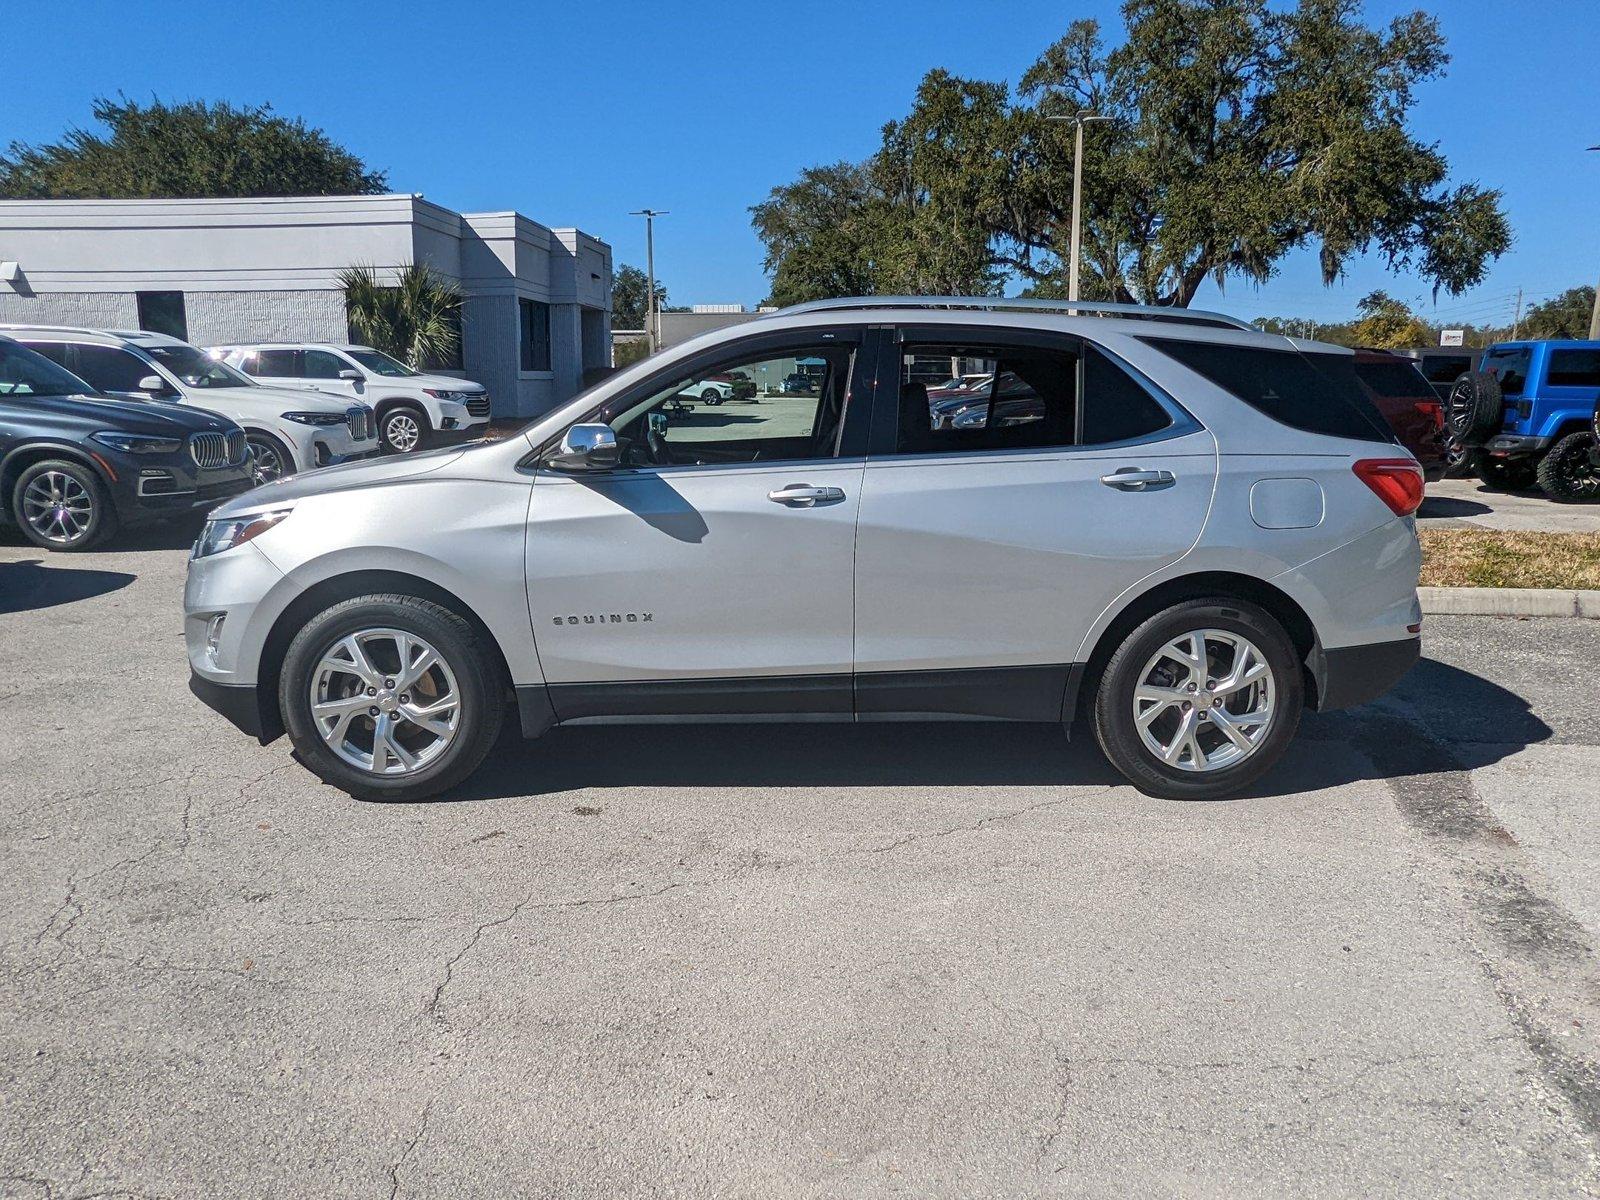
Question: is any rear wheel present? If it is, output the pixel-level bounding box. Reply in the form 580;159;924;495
279;594;505;801
1443;436;1477;478
12;459;117;551
1092;598;1303;800
1536;431;1600;502
1474;455;1537;492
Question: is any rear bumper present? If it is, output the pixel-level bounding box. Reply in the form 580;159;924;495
1484;433;1552;457
1314;636;1420;711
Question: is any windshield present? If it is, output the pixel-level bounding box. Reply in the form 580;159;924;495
347;349;418;377
144;344;251;388
0;340;95;397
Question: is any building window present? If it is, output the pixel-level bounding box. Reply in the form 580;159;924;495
136;291;188;341
520;298;551;372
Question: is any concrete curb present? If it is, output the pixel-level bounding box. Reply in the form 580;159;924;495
1419;586;1600;618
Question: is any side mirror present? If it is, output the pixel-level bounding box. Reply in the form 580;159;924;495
137;374;166;392
338;369;363;381
547;423;619;472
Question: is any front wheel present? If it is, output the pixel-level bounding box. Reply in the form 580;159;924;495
246;432;293;484
12;459;117;551
279;594;505;801
1092;599;1304;800
380;406;428;454
700;388;722;406
1536;432;1600;502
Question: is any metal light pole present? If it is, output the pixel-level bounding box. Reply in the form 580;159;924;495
1046;112;1111;302
629;209;668;351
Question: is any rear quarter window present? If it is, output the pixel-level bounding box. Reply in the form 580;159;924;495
1140;337;1395;443
1547;350;1600;388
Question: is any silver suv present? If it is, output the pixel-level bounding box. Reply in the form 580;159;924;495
185;298;1424;802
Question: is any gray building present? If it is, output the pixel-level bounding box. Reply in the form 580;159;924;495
0;194;612;418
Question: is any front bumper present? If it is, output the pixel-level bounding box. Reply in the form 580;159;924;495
189;671;273;740
110;457;255;524
1314;636;1420;711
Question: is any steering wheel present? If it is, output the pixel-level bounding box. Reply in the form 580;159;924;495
646;424;673;465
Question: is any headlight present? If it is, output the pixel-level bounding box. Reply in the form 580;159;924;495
423;388;461;400
280;411;347;426
91;431;183;454
194;509;292;559
952;407;988;429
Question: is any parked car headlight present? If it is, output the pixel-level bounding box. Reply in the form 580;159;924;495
194;509;293;559
423;388;462;400
952;406;988;429
90;431;183;454
281;411;347;426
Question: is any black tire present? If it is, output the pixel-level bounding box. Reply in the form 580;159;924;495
1474;454;1537;492
246;431;294;484
1092;598;1304;801
1536;431;1600;502
379;404;429;454
1442;436;1478;478
1445;371;1504;445
700;388;722;406
279;593;505;802
11;458;118;551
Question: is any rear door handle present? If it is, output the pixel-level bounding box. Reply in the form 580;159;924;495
1100;468;1176;492
768;484;846;507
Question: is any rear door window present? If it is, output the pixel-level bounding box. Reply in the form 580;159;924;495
1141;337;1394;443
302;350;349;379
57;343;159;394
1547;350;1600;388
897;343;1076;453
1481;347;1531;395
254;349;301;377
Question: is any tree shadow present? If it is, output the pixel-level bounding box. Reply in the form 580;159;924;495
405;657;1549;806
0;558;136;614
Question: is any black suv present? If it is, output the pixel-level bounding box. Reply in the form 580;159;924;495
0;337;254;551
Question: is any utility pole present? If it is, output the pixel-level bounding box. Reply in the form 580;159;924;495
629;209;667;352
1589;149;1600;338
1511;286;1524;339
1045;112;1112;303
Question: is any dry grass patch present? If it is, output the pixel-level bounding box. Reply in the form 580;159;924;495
1419;529;1600;589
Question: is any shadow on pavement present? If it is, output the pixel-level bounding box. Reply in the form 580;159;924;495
0;519;202;555
0;558;136;614
426;658;1550;805
1419;495;1493;519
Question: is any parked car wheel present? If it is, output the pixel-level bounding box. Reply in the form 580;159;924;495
380;405;428;454
1092;598;1303;800
279;594;505;802
11;459;117;551
1536;431;1600;502
1474;455;1537;492
1442;435;1477;478
246;432;293;485
1446;371;1504;446
700;388;722;406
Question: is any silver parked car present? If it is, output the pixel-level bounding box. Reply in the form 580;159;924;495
185;298;1424;802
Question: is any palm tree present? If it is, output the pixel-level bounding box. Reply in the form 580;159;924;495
338;262;463;368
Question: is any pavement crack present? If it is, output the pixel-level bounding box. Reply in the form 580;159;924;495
387;1098;433;1200
865;788;1116;855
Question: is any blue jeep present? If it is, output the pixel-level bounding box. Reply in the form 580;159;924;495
1449;340;1600;499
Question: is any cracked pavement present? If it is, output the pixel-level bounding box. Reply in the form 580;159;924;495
3;533;1599;1197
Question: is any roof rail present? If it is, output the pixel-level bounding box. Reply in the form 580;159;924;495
756;295;1256;332
0;322;122;338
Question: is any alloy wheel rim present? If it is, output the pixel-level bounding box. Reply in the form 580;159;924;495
387;413;420;452
310;628;461;776
21;471;92;544
1133;629;1276;773
250;439;284;484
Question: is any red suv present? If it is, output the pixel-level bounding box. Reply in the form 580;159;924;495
1352;349;1446;481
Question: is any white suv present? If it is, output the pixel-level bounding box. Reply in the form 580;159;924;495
211;344;491;454
185;298;1424;803
2;327;377;483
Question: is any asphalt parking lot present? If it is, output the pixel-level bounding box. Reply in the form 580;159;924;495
3;527;1599;1197
1419;477;1600;532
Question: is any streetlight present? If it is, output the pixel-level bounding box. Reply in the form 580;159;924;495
629;209;668;351
1588;148;1600;339
1045;112;1112;303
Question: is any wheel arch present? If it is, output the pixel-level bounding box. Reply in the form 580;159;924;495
1069;571;1322;727
253;568;515;744
1;442;114;510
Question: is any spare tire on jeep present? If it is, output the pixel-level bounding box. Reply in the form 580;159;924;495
1445;371;1504;445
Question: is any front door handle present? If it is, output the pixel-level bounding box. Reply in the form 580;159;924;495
1100;467;1176;492
768;484;846;507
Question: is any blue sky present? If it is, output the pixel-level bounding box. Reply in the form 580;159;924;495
7;0;1596;326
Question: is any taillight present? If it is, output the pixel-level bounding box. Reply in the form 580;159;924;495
1353;458;1424;517
1414;401;1443;432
